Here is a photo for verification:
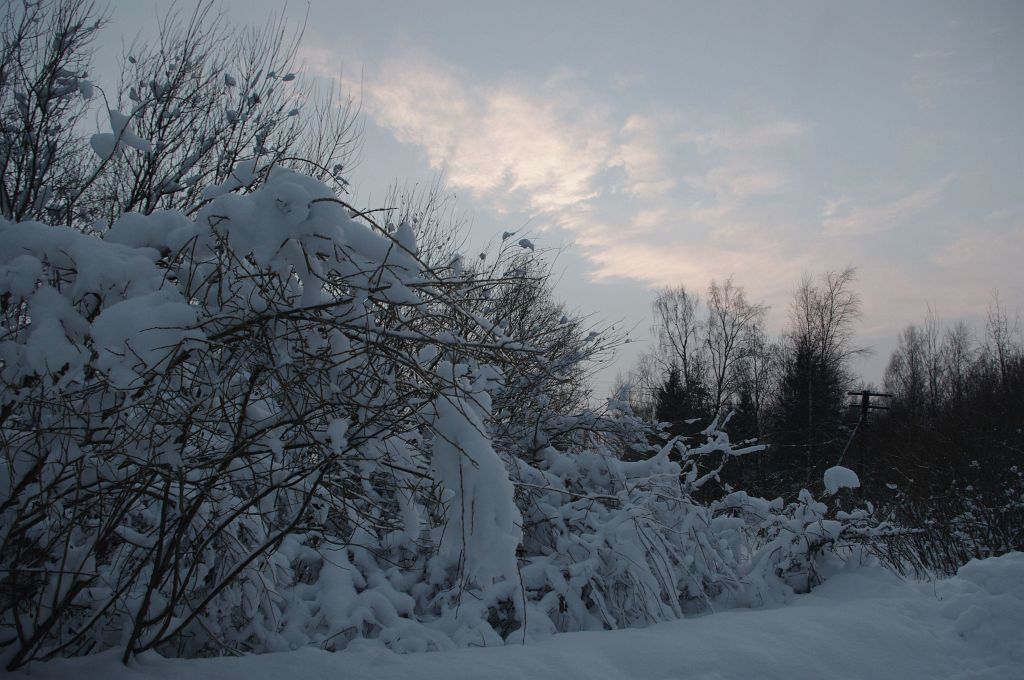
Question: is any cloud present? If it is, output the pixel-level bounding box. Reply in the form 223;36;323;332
931;222;1024;271
584;237;811;335
678;119;803;155
586;240;761;288
297;44;359;80
615;113;680;199
354;50;812;304
823;175;954;236
912;50;956;60
687;164;790;199
364;55;614;216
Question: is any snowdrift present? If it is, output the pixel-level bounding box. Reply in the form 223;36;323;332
11;552;1023;680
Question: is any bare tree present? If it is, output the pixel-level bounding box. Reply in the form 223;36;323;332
885;323;927;420
770;267;866;488
790;267;866;377
922;307;943;418
651;285;708;405
613;350;661;421
940;320;976;411
736;325;778;439
985;291;1021;385
704;277;767;417
0;0;105;222
1;0;361;231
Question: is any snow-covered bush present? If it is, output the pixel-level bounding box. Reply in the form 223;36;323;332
0;165;891;668
721;466;902;598
0;163;529;663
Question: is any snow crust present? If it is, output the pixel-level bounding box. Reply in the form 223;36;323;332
14;553;1023;680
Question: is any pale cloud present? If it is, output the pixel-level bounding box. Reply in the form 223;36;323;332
931;222;1024;271
907;52;994;109
615;113;680;199
364;55;613;216
672;164;791;252
687;164;790;199
985;203;1024;222
823;175;954;236
584;238;807;328
912;50;957;60
686;201;733;226
364;58;465;156
626;208;672;236
355;50;811;299
678;119;803;155
555;211;614;249
297;44;358;80
610;71;648;91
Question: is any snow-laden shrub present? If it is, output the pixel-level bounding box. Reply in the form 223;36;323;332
0;164;532;665
512;437;746;634
0;165;887;669
722;471;900;598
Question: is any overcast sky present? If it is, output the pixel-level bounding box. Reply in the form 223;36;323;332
108;0;1024;395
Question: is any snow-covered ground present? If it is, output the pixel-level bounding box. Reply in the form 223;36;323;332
14;552;1022;680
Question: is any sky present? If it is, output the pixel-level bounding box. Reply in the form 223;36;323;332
103;0;1024;395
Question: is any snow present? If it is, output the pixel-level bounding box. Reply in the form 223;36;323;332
428;382;522;590
90;289;204;385
394;221;418;255
78;79;94;99
90;132;120;160
109;109;152;152
824;465;860;494
12;553;1023;680
0;218;172;383
89;110;152;159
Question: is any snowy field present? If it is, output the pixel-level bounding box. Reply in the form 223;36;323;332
14;552;1023;680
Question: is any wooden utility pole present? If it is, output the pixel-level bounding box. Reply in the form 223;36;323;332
847;390;891;477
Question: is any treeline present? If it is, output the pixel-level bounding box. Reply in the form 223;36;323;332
869;301;1024;571
619;273;1024;571
618;269;865;497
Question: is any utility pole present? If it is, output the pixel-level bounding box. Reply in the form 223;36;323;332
846;390;891;477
